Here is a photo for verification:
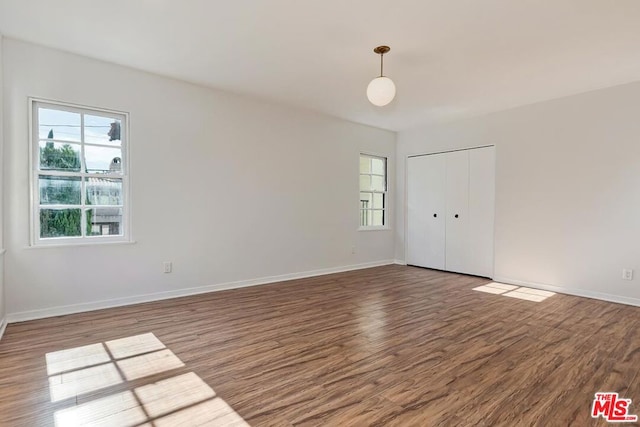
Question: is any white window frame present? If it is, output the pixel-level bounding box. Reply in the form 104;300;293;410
359;153;389;231
29;98;131;246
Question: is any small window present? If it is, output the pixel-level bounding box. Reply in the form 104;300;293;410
359;154;387;228
31;99;130;245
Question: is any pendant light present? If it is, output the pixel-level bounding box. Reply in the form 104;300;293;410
367;45;396;107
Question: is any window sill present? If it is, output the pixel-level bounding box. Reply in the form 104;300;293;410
27;240;137;249
358;226;391;232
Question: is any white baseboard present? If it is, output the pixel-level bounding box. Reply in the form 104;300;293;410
7;259;395;323
394;259;407;265
493;276;640;308
0;318;7;340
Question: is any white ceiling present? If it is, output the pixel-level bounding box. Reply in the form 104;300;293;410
1;0;639;131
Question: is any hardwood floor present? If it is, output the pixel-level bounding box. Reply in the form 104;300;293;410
1;265;640;426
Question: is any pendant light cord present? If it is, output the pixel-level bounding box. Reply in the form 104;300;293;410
380;54;384;77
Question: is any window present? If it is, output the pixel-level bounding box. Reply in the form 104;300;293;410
31;99;129;245
359;154;387;228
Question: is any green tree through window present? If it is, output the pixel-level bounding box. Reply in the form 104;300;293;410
40;209;81;238
40;129;81;171
39;129;83;237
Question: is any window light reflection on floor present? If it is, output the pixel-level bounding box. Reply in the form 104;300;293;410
46;343;111;376
149;397;251;427
54;372;248;427
49;362;123;402
472;282;555;302
54;390;146;426
46;333;180;403
47;333;250;426
117;348;185;381
105;332;166;359
135;372;215;418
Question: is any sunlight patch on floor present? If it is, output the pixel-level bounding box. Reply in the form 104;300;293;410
135;372;215;418
48;362;123;402
54;372;247;427
46;333;178;403
54;390;146;426
473;282;555;302
47;333;249;426
117;348;184;381
105;333;165;359
46;343;111;376
146;397;251;427
471;283;517;294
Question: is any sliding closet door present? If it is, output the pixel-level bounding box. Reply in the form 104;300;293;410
445;150;469;274
407;154;446;269
468;146;495;277
407;146;495;278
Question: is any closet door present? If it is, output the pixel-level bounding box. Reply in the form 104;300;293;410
468;146;495;277
445;150;470;274
407;154;446;269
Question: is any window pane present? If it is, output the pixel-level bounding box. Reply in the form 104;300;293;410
373;193;384;209
85;145;122;174
359;175;371;191
38;108;81;141
85;115;122;146
359;156;371;174
372;175;385;191
40;209;81;238
39;176;81;205
372;210;385;226
39;141;81;172
371;158;385;175
86;178;123;205
86;208;123;236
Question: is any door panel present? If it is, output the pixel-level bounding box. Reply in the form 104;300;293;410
445;150;469;274
407;154;446;269
468;146;495;278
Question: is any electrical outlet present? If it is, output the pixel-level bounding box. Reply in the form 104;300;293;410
622;268;633;280
163;262;172;273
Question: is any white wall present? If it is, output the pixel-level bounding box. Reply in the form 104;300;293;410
396;81;640;304
3;38;396;321
0;34;6;336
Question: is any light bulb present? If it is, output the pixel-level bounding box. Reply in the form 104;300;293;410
367;76;396;106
